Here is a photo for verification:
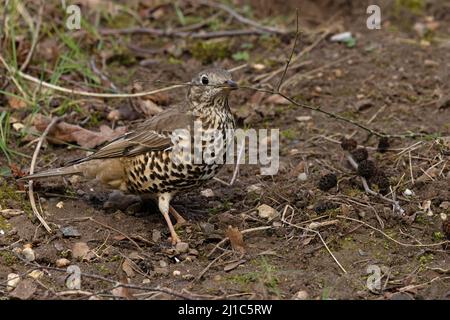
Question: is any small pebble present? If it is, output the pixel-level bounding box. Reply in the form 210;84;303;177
173;270;181;276
403;189;414;197
7;273;20;291
56;258;71;268
200;189;215;198
297;172;308;182
175;242;189;254
200;222;215;234
294;290;309;300
27;270;44;280
257;204;279;220
61;226;81;238
22;247;35;262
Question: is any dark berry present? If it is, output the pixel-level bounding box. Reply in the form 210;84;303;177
318;173;338;191
377;137;390;153
351;147;369;163
341;138;357;151
357;160;376;179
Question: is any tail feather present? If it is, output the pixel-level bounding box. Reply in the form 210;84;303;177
19;165;82;180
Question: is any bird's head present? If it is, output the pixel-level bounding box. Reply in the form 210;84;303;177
188;68;238;106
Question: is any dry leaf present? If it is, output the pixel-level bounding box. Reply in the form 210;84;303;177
122;259;136;278
72;242;90;260
8;96;27;110
33;114;126;149
223;259;246;272
225;226;245;254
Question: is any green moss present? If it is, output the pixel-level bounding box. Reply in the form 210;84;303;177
281;129;296;141
394;0;425;14
189;40;231;64
432;231;444;241
418;253;433;271
0;251;18;266
96;264;112;275
0;182;32;215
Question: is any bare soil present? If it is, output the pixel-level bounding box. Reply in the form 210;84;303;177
0;0;449;300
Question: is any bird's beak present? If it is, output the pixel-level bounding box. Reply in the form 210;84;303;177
224;79;238;90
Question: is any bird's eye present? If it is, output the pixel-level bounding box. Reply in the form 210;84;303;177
201;75;209;85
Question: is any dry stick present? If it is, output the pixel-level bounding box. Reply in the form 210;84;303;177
0;54;29;99
281;217;347;274
229;138;245;185
11;255;193;300
28;117;59;233
19;4;43;72
94;27;269;39
241;86;387;138
88;217;143;252
197;0;287;35
195;251;230;282
15;68;188;98
207;226;272;258
256;30;329;83
337;215;449;248
276;9;300;92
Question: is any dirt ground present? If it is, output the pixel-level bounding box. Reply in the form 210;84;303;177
0;0;449;300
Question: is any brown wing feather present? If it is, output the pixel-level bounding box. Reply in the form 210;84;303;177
70;104;194;164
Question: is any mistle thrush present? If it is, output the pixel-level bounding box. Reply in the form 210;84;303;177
21;68;237;244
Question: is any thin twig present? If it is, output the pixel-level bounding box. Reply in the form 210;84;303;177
91;27;271;39
19;3;43;72
337;215;449;248
207;225;272;257
229;138;245;185
281;215;347;274
197;0;287;35
28;117;59;233
276;9;299;91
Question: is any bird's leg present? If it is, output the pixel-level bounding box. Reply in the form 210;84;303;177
169;205;187;227
158;193;180;244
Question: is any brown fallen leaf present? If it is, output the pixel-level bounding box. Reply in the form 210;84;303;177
72;242;90;260
223;259;246;272
33;114;126;149
122;259;136;278
225;226;245;254
8;96;27;110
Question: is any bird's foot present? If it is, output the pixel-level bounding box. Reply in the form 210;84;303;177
169;232;181;245
169;206;187;228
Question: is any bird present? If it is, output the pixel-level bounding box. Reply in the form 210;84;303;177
20;68;238;244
